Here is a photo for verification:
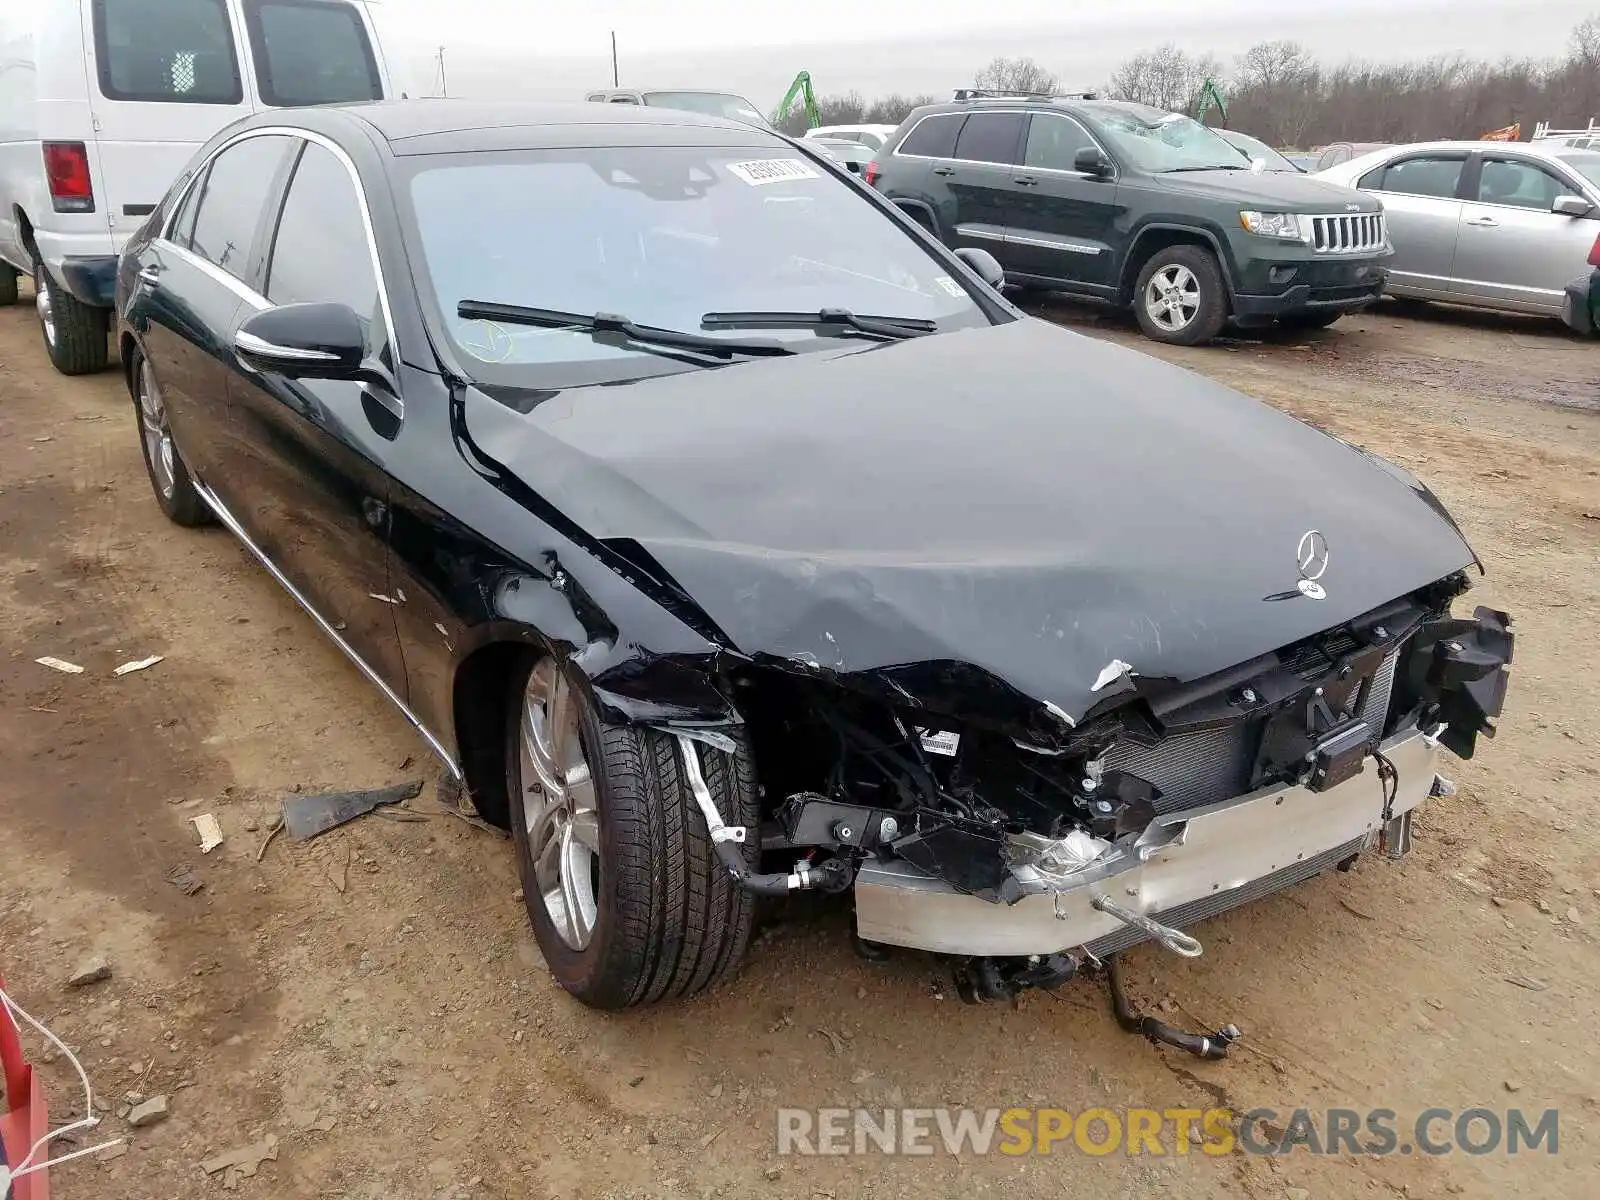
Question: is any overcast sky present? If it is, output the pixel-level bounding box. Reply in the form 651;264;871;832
371;0;1599;107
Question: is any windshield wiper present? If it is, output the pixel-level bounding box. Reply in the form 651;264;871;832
457;301;796;360
1162;164;1247;173
700;308;938;340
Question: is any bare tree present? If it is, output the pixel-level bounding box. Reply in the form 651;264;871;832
973;56;1058;95
1107;44;1222;113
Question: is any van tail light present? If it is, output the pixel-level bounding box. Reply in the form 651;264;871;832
1588;233;1600;267
43;141;95;213
864;159;881;187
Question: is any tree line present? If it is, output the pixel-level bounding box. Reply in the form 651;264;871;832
775;15;1600;149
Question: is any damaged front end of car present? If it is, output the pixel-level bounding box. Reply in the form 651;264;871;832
661;572;1511;1005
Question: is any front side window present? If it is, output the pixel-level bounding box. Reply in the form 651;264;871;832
244;0;381;108
188;135;295;279
952;113;1024;165
1082;103;1246;172
404;146;991;387
1023;114;1098;172
1475;158;1568;210
1367;156;1464;199
897;115;962;159
266;142;379;332
92;0;243;105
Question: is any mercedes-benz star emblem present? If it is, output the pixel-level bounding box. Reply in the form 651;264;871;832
1296;530;1330;600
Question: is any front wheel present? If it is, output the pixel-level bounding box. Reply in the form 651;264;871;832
34;260;108;375
507;656;758;1009
1133;245;1229;346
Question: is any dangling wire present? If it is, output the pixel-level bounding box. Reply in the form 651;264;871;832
0;984;125;1182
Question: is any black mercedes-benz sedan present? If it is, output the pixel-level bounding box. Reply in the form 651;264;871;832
115;101;1511;1018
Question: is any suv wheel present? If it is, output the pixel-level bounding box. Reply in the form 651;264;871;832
507;655;758;1009
1134;246;1228;346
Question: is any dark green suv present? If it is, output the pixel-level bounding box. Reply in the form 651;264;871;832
867;94;1392;345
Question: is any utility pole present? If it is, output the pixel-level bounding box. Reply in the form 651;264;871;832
611;31;619;87
437;45;448;97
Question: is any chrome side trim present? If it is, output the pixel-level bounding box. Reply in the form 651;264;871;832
191;479;463;779
954;224;1006;242
955;224;1104;256
155;239;270;310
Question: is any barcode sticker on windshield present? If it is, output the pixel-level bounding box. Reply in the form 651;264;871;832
726;158;821;186
934;276;965;297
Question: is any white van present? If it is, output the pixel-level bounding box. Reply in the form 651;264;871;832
0;0;400;374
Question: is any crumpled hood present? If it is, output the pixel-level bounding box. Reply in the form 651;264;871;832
1158;168;1382;211
462;319;1474;726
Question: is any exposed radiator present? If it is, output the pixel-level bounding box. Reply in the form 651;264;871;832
1103;649;1399;816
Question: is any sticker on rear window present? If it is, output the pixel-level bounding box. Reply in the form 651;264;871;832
725;158;820;185
934;276;964;297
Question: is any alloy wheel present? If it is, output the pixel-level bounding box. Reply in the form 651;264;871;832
138;361;176;500
518;660;601;950
1144;264;1201;333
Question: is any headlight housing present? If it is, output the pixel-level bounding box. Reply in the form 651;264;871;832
1239;210;1306;241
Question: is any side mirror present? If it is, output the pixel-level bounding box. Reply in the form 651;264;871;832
1553;194;1593;217
1074;146;1112;177
235;302;366;379
954;246;1005;290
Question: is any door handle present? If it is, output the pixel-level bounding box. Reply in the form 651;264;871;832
137;266;162;286
932;166;955;176
1014;174;1039;186
1464;216;1499;227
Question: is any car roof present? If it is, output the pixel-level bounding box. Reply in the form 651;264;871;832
254;100;785;155
1344;138;1590;162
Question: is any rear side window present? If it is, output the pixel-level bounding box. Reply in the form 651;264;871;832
1362;156;1464;199
244;0;382;108
953;113;1025;165
897;115;963;159
267;141;380;328
92;0;243;105
189;134;296;280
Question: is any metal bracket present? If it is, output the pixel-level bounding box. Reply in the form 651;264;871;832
1091;894;1203;958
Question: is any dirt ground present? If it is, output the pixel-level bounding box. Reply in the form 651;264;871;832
2;284;1596;1200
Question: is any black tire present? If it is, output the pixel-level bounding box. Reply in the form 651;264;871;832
1279;309;1343;331
129;348;211;527
34;260;109;375
507;657;758;1009
0;262;18;306
1132;244;1229;346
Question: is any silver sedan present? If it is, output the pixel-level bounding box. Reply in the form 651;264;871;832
1317;140;1600;320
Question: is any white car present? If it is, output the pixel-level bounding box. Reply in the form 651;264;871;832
1317;140;1600;320
803;124;899;151
809;137;873;175
0;0;401;375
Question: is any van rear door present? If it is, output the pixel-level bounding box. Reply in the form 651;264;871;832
238;0;388;110
81;0;255;249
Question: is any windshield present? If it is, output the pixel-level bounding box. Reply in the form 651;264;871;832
1083;103;1251;172
1220;130;1298;172
644;91;773;128
404;146;990;387
1554;150;1600;190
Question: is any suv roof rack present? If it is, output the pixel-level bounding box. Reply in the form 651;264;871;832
951;88;1099;102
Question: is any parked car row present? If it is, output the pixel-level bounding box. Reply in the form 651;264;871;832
96;96;1511;1014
